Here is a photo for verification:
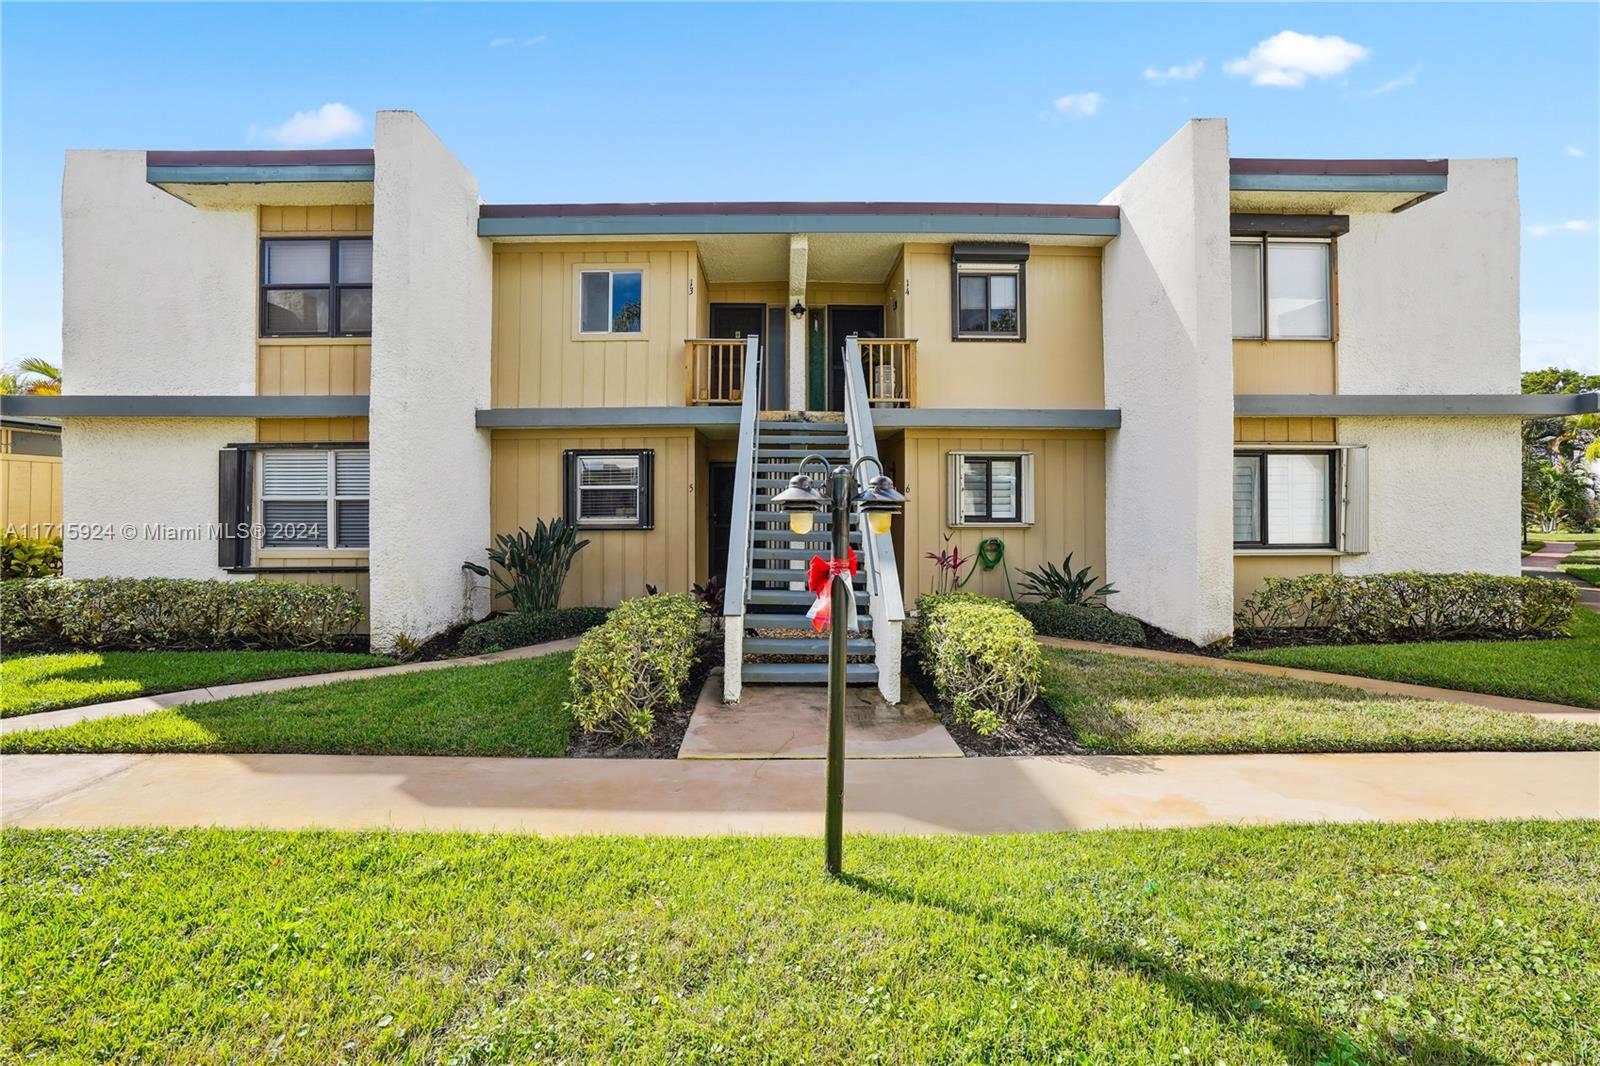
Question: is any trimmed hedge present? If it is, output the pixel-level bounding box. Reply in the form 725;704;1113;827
1017;600;1146;646
1;533;63;580
566;594;704;740
1236;572;1578;646
0;577;361;651
915;593;1042;736
456;607;610;656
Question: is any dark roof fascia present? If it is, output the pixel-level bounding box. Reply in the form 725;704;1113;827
1235;393;1599;417
4;395;370;418
146;149;375;187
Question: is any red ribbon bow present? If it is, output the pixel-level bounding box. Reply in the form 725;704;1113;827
805;549;859;632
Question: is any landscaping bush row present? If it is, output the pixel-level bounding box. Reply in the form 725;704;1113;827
456;606;611;656
0;577;361;650
915;592;1042;736
1;533;62;580
1016;600;1146;646
567;593;704;741
1236;571;1577;645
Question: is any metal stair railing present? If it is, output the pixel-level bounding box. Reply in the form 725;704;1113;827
720;334;760;702
841;335;905;703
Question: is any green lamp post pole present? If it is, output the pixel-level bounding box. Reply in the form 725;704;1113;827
771;454;905;878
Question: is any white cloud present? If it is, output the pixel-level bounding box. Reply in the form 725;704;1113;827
1144;59;1204;83
261;103;364;147
1365;68;1419;97
1526;220;1596;238
1565;145;1586;158
491;35;546;48
1052;92;1104;119
1224;30;1370;88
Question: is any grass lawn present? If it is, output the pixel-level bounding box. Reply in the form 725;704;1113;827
1230;606;1600;710
1523;530;1600;551
1043;646;1600;753
0;650;394;718
4;821;1595;1064
0;654;574;756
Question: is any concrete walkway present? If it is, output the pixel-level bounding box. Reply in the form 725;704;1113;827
1038;637;1600;723
4;750;1595;835
1523;540;1600;609
0;637;583;736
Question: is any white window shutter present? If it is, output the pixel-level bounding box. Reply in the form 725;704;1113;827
947;452;964;527
1020;453;1035;524
1341;446;1369;554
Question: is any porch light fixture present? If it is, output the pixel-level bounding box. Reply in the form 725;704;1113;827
856;473;907;536
790;300;806;319
771;471;824;535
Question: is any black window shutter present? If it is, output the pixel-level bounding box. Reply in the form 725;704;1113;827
639;450;655;530
217;447;253;568
561;450;577;526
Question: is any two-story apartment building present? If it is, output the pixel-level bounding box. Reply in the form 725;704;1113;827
16;111;1594;701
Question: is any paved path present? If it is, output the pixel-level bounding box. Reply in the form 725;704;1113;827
1523;540;1600;609
1038;637;1600;723
0;637;582;736
3;750;1595;835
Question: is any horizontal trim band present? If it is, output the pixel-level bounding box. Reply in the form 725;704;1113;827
226;566;370;574
1230;173;1447;194
482;200;1119;219
147;164;375;185
872;408;1121;429
477;406;740;428
1230;158;1447;177
1235;393;1598;417
6;395;370;418
480;214;1120;238
1231;213;1350;238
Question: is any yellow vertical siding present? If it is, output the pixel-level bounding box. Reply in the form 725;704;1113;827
259;204;374;234
0;454;63;537
1233;554;1336;609
1233;417;1337;443
893;429;1107;602
257;206;373;398
255;418;370;443
491;243;701;409
490;428;700;607
901;244;1103;409
1232;340;1336;395
706;282;786;307
1231;416;1341;606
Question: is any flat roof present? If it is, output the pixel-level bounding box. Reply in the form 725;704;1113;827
1229;157;1448;213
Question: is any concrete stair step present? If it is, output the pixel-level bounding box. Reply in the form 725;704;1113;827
741;661;879;685
749;588;860;606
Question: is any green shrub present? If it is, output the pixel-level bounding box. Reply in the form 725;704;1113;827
915;593;1042;735
1017;600;1146;646
566;594;704;740
0;577;361;650
483;518;589;614
1236;572;1578;645
457;606;610;656
1017;553;1116;606
1;532;63;580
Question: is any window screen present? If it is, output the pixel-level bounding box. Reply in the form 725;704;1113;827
564;450;654;529
259;449;369;549
578;270;644;334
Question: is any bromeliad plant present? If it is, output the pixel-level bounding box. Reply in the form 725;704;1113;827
1018;553;1117;607
483;518;590;614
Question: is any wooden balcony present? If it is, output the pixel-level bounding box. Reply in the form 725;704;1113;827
685;339;747;405
858;338;917;406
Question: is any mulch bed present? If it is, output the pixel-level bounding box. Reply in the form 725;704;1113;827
566;634;724;759
902;650;1087;757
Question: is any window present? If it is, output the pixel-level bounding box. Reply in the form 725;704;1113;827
947;452;1034;526
1233;451;1335;548
578;269;643;335
564;450;654;529
950;242;1028;340
1230;238;1331;340
259;448;369;549
261;237;372;337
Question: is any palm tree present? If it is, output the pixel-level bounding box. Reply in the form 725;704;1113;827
0;358;61;396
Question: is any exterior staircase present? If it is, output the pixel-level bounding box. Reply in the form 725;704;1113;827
740;417;877;686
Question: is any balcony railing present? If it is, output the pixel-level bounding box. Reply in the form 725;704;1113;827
857;338;917;406
685;338;747;405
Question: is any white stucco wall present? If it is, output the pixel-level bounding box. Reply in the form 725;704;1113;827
367;112;494;651
1099;119;1236;643
60;417;254;579
1338;159;1520;395
1338;416;1522;577
62;151;256;396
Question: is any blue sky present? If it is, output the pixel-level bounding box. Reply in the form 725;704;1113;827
4;2;1596;373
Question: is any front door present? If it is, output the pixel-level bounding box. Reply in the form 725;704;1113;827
825;306;885;411
709;303;766;405
708;461;736;587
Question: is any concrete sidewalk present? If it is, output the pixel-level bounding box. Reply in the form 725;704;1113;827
1038;637;1600;723
4;750;1595;836
1523;540;1600;609
0;637;583;736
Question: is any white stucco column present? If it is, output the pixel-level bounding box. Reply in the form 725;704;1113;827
1099;119;1235;644
368;111;494;651
787;234;809;410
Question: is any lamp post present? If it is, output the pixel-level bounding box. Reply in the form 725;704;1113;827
772;454;906;876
